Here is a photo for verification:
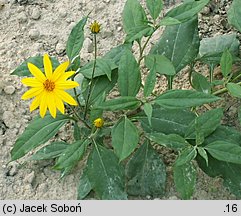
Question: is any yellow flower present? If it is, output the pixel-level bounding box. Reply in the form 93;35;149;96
21;54;79;118
94;118;104;128
90;20;100;34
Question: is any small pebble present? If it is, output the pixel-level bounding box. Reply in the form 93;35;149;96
83;38;93;53
59;8;67;18
17;12;28;23
29;29;40;40
31;7;41;20
24;171;35;184
7;163;18;176
4;85;15;95
55;42;65;55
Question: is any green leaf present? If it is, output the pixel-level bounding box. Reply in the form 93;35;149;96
66;17;87;61
126;141;166;196
205;141;241;165
164;0;209;23
185;108;223;139
197;126;241;198
125;26;154;43
146;132;189;151
87;144;127;200
144;68;156;97
192;72;211;94
96;96;141;111
11;114;70;161
11;55;60;77
239;107;241;125
228;0;241;32
198;34;240;65
227;83;241;98
143;103;153;126
197;147;208;166
151;17;199;73
135;107;196;136
118;49;141;97
175;146;197;166
145;54;176;76
104;44;132;66
80;58;117;79
30;142;68;160
112;116;139;161
54;139;89;170
122;0;148;35
174;162;196;199
74;123;81;141
83;70;118;105
155;90;220;109
159;17;182;26
220;49;233;78
77;169;92;200
146;0;163;20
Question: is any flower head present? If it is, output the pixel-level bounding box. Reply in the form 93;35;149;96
94;118;104;128
90;20;101;34
21;54;79;118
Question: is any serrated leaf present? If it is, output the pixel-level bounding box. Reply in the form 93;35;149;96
112;116;139;161
175;146;197;166
87;144;127;200
220;49;233;78
30;142;68;160
96;97;141;111
192;72;211;94
228;0;241;32
198;34;240;65
146;132;189;151
66;17;87;61
151;17;199;73
83;70;118;105
125;26;154;43
146;0;163;20
126;140;166;196
185;108;223;139
11;55;60;77
143;103;152;126
118;49;141;97
197;126;241;198
77;169;92;200
122;0;148;35
144;68;156;97
205;141;241;164
145;54;176;76
164;0;209;23
54;139;90;170
174;162;196;199
135;107;196;136
11;114;70;161
80;58;117;79
227;83;241;98
155;90;220;109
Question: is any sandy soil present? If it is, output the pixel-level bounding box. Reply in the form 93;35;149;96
0;0;238;199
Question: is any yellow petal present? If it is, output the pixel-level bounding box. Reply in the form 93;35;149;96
39;91;47;118
21;88;43;100
52;61;70;82
56;71;75;82
55;95;65;114
54;89;78;106
43;54;53;79
30;94;42;111
47;92;56;118
22;77;43;87
28;63;46;82
55;80;79;90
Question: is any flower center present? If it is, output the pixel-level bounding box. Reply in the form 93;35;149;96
43;79;55;91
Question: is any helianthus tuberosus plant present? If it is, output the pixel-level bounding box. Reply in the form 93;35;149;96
11;0;241;199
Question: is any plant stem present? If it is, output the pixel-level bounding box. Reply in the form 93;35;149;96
213;81;241;96
84;33;97;120
188;63;195;88
167;75;173;90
